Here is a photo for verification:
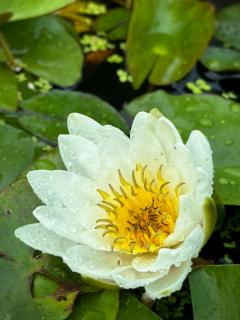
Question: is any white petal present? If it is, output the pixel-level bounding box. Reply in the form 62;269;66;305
27;170;98;211
154;116;183;156
67;113;102;143
63;245;131;280
68;114;131;175
15;223;74;256
73;228;112;251
195;167;213;206
96;125;131;183
58;134;99;179
168;143;196;192
186;130;213;179
33;206;85;243
164;194;198;247
112;267;168;289
144;260;192;300
130;114;166;173
132;225;203;273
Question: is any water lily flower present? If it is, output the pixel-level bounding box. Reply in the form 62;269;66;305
15;111;215;299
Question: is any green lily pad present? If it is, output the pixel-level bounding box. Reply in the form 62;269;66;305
0;179;82;320
189;265;240;320
0;64;17;111
0;123;39;191
27;147;65;171
127;0;214;88
125;91;240;205
117;293;162;320
1;15;83;87
95;8;130;41
69;290;119;320
18;90;128;142
215;3;240;50
0;0;75;21
201;46;240;72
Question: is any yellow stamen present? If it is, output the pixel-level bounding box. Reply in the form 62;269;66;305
96;164;183;254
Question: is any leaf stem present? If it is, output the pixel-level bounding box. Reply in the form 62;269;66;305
0;30;18;70
126;0;133;9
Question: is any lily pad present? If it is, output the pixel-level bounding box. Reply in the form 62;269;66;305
1;15;83;87
18;90;128;142
0;179;81;320
0;63;17;110
0;123;39;191
125;91;240;205
201;47;240;72
117;293;162;320
95;8;130;41
189;265;240;320
0;0;75;21
27;147;65;171
127;0;215;88
215;3;240;50
69;290;119;320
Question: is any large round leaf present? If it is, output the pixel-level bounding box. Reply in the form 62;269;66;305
69;290;119;320
215;3;240;50
0;64;17;111
18;90;128;142
0;123;39;191
201;46;240;72
1;16;83;87
125;91;240;205
0;0;75;21
189;265;240;320
127;0;215;88
117;293;162;320
95;8;130;41
0;179;82;320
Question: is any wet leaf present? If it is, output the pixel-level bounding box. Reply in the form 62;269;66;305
27;147;65;171
95;8;130;41
125;91;240;205
1;16;83;87
117;293;162;320
189;265;240;320
0;179;81;320
0;64;17;111
18;90;128;142
127;0;214;88
215;3;240;50
201;47;240;72
0;0;75;21
0;123;39;191
69;290;119;320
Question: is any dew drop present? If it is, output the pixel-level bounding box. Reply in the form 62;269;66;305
219;177;228;185
229;103;240;113
199;118;213;127
224;139;233;145
71;226;77;233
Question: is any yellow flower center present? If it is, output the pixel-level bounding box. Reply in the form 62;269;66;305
95;164;184;254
